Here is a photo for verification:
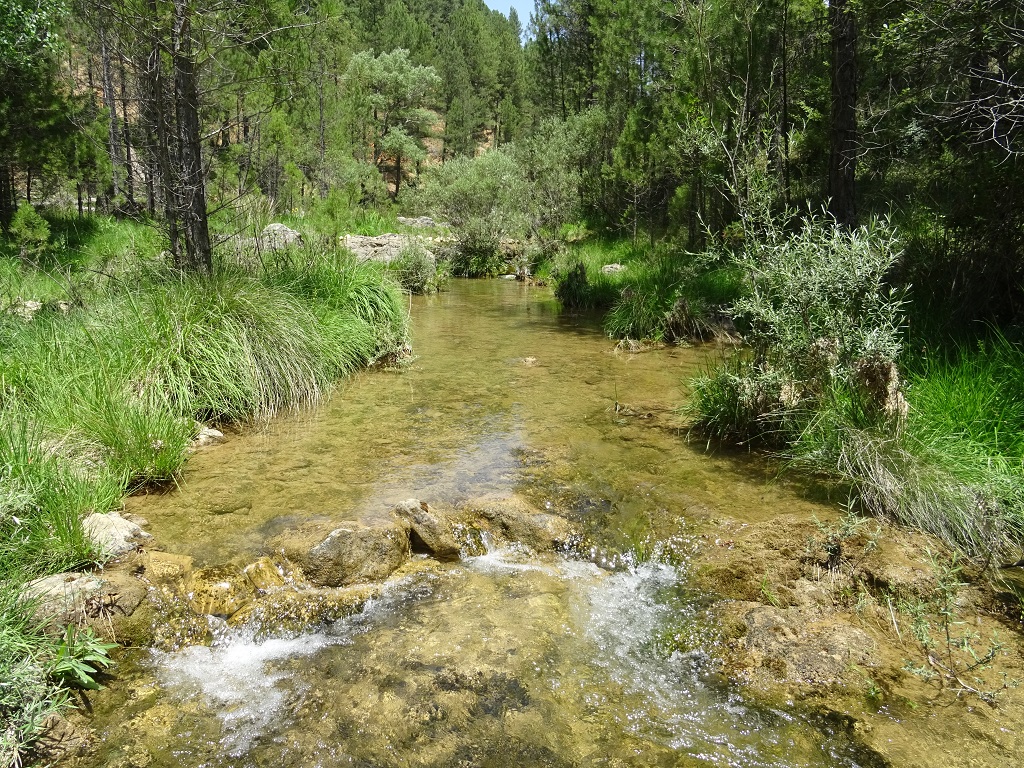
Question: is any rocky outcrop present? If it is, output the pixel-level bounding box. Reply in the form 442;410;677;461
393;499;462;561
82;511;150;556
260;223;303;250
267;519;411;587
342;234;439;264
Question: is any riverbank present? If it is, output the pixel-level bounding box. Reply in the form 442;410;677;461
0;216;408;765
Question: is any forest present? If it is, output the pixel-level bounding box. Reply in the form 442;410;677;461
2;0;1024;763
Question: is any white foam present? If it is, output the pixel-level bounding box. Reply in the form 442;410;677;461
154;632;337;755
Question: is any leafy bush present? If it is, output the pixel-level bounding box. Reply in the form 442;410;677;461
388;242;448;294
689;216;1024;560
691;215;907;442
449;218;506;277
8;204;50;262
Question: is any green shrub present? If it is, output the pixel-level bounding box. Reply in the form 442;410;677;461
690;215;906;442
450;217;506;277
689;216;1024;561
388;242;448;294
8;204;50;262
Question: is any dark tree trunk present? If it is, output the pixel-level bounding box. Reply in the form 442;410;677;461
0;163;14;230
141;4;180;262
828;0;858;229
172;0;212;272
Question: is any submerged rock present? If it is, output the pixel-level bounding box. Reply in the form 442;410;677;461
142;550;194;583
82;511;150;556
393;499;462;561
736;603;876;686
267;519;411;587
183;566;252;618
228;584;380;636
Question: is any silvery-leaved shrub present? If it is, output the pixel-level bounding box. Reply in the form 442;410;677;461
692;214;907;443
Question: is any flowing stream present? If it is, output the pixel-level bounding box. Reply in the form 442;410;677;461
81;280;881;768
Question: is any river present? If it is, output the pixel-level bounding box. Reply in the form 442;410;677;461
78;279;883;768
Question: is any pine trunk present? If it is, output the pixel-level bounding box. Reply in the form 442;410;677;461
828;0;858;229
172;0;212;272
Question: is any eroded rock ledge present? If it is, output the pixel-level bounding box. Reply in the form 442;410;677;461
27;495;584;652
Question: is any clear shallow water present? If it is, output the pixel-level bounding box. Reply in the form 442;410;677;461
85;280;879;768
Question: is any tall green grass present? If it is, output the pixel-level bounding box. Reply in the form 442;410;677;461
0;217;408;763
791;335;1024;559
552;238;743;341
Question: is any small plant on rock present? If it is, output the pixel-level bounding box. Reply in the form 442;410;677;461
49;625;117;691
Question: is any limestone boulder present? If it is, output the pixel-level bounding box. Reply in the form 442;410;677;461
468;496;583;553
194;425;225;447
342;233;437;264
24;572;105;625
24;568;148;640
243;557;288;593
266;519;411;587
82;511;150;556
392;499;462;561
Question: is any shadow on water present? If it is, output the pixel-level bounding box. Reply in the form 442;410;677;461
89;278;888;767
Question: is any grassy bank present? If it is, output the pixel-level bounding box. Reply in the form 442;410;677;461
549;238;743;342
0;215;407;764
